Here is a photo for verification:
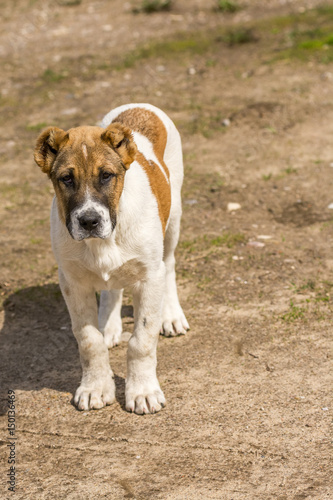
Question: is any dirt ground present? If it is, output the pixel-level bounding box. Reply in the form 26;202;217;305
0;0;332;498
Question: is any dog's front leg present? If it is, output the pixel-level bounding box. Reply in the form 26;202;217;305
126;263;166;415
59;270;115;411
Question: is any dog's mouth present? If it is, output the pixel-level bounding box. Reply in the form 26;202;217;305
66;223;113;241
68;228;110;241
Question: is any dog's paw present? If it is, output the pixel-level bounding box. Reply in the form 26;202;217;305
74;371;115;411
125;379;166;415
161;306;190;337
103;322;122;348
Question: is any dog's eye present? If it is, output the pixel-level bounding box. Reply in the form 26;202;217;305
61;175;73;186
101;172;114;183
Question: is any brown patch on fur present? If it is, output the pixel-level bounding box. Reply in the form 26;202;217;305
136;152;171;234
113;108;171;233
114;108;169;179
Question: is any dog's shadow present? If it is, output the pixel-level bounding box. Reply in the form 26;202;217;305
0;284;131;416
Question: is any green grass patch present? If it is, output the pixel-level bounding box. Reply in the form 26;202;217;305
180;231;246;253
281;300;306;322
117;36;211;69
114;23;258;70
42;69;67;83
216;0;239;13
26;122;48;132
30;238;43;245
268;7;333;62
133;0;172;13
209;232;246;248
223;28;257;46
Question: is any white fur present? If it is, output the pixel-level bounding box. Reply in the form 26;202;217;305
52;104;189;414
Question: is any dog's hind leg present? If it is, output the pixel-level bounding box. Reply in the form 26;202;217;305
161;213;190;337
98;289;123;348
160;123;189;337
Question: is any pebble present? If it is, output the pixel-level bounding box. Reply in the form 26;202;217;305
327;203;333;210
257;235;272;240
222;118;230;127
61;107;79;115
227;202;241;212
232;256;244;261
247;241;265;248
188;67;196;75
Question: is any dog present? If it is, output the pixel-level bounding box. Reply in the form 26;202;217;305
34;103;189;414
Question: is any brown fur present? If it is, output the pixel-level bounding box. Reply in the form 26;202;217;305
136;152;171;234
113;108;171;233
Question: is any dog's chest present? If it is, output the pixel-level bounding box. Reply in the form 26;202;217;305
82;239;146;288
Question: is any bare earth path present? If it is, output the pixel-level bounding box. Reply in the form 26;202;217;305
0;1;332;498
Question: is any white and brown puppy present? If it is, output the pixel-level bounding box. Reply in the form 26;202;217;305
34;103;189;415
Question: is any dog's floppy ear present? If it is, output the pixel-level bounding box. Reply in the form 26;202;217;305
34;127;68;176
101;123;137;169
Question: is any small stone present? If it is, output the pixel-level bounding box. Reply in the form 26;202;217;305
227;202;241;212
257;235;272;240
247;241;265;248
61;107;78;116
321;72;333;80
188;67;196;75
222;118;230;127
327;203;333;210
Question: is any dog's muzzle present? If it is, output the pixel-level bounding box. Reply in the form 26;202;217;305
68;201;112;241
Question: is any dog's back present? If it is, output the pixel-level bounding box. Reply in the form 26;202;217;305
102;103;184;237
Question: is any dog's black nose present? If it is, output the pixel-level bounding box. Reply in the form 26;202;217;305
78;211;101;231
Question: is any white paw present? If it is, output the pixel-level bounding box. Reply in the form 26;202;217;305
104;321;122;349
102;318;122;348
125;378;166;415
74;370;115;411
161;304;190;337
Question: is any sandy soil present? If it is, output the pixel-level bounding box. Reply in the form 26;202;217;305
0;0;332;498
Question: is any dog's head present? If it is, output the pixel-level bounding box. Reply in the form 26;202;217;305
34;124;137;241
